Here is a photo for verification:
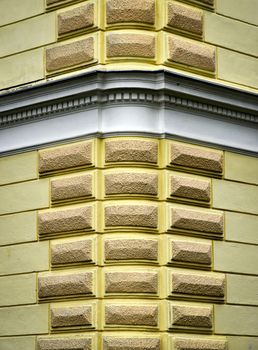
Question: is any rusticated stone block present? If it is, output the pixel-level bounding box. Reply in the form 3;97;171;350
171;240;212;265
58;3;94;36
172;336;226;350
170;142;223;173
38;271;94;299
51;305;92;328
167;2;203;35
105;304;158;327
106;0;155;25
38;206;92;239
103;336;160;350
51;174;93;203
39;141;93;174
170;303;213;329
105;271;158;294
167;35;215;72
46;38;94;73
105;238;158;261
105;139;158;164
170;175;210;202
171;207;223;235
51;239;93;266
105;205;158;228
171;271;225;298
38;336;92;350
106;33;155;58
105;172;158;196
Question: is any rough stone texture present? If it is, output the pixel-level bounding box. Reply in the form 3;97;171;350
38;336;92;350
106;0;155;25
170;304;213;328
51;305;92;328
58;3;94;36
170;175;210;202
170;142;223;173
167;2;203;35
38;272;93;299
172;336;226;350
103;337;160;350
39;141;92;174
46;38;94;72
105;271;158;294
38;206;92;237
171;272;225;298
51;239;93;265
105;205;158;228
105;139;158;164
105;304;158;326
105;172;158;196
171;208;224;234
106;33;155;58
51;174;92;202
171;240;212;265
105;238;158;261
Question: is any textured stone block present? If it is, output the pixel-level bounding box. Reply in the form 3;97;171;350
51;305;92;328
51;174;93;203
170;271;225;299
51;239;94;266
58;3;94;36
106;33;155;58
167;35;215;72
171;207;224;235
105;270;158;295
171;336;226;350
46;37;94;73
105;139;158;164
38;336;93;350
105;172;158;196
105;303;158;327
39;141;93;174
104;238;158;262
167;2;203;35
171;239;212;266
106;0;155;25
105;205;158;228
38;206;93;239
38;271;94;300
170;174;210;202
170;303;213;329
103;336;160;350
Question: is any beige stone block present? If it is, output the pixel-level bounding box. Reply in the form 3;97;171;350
0;304;48;336
0;13;55;58
104;269;158;295
38;205;93;239
37;335;93;350
213;179;258;215
46;37;95;73
106;33;156;58
104;238;158;262
0;336;36;350
0;179;49;215
167;2;203;35
170;207;224;236
171;239;212;266
103;335;160;350
169;142;223;173
105;303;158;327
38;270;95;300
39;141;93;174
105;139;158;164
0;242;49;276
105;172;158;196
226;211;258;245
227;274;258;306
227;336;258;350
51;174;93;203
217;0;258;26
225;151;258;185
0;211;36;246
0;151;37;185
214;305;258;336
58;3;95;36
171;336;227;350
51;304;92;328
170;174;210;202
214;241;258;275
0;273;36;306
105;204;158;229
106;0;155;25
